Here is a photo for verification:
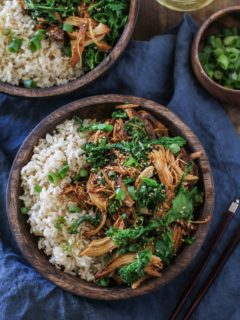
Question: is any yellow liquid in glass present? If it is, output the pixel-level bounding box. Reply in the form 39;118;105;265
156;0;214;12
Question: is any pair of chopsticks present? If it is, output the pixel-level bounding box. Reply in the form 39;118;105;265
170;198;240;320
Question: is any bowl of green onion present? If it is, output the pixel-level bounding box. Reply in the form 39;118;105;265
192;6;240;104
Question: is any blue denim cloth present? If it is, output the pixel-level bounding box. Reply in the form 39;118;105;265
1;15;240;320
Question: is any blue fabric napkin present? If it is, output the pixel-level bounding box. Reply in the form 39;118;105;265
1;15;240;320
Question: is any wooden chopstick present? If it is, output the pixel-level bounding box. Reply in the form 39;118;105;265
183;219;240;319
170;198;240;320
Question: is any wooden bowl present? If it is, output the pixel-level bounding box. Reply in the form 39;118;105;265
0;1;139;99
7;95;214;300
192;6;240;104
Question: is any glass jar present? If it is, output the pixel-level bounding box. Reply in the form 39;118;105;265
156;0;214;12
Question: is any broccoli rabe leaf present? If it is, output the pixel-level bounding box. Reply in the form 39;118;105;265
154;230;174;265
118;249;152;285
182;235;196;245
68;212;101;234
88;0;129;44
96;277;110;287
124;117;148;141
163;187;203;226
83;136;186;170
106;218;163;247
106;187;203;247
111;110;128;119
138;180;165;212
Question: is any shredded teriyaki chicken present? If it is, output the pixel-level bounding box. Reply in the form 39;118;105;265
62;104;210;289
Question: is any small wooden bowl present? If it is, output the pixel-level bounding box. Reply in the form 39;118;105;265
7;95;214;300
192;6;240;104
0;1;139;98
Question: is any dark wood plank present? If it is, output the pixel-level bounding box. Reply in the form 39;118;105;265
7;94;214;300
134;0;240;133
134;0;240;40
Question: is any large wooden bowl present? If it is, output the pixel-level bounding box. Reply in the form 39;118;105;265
7;95;214;300
0;1;139;98
192;6;240;105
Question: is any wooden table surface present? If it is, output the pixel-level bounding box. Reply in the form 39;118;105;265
133;0;240;133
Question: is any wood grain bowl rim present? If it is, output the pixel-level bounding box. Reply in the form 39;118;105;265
192;5;240;95
7;94;214;300
0;0;139;98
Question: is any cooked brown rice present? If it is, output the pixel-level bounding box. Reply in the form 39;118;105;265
20;119;104;281
0;0;83;88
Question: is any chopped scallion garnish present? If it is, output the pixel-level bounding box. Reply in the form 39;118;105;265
58;162;69;179
28;29;45;52
23;80;37;89
48;172;59;184
34;185;42;193
8;37;23;53
21;207;29;215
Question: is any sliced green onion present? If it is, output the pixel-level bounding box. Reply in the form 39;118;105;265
203;64;214;78
48;172;59;184
28;29;45;52
59;162;69;179
200;28;240;89
34;185;42;193
213;70;223;80
213;48;224;58
209;36;222;48
229;53;239;63
223;36;239;46
21;207;29;215
23;80;37;89
8;37;23;53
217;54;229;70
230;72;238;81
